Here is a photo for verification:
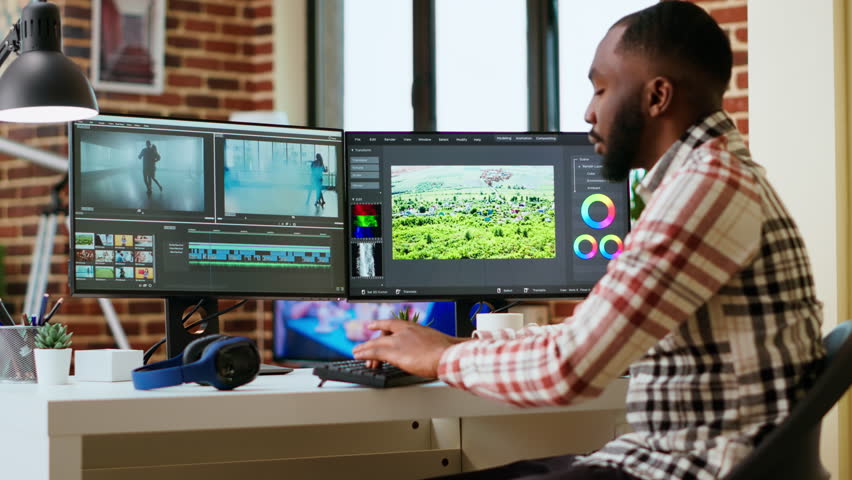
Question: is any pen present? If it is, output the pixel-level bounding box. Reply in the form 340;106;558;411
43;297;63;324
37;293;49;326
20;313;28;326
0;298;13;326
30;315;37;327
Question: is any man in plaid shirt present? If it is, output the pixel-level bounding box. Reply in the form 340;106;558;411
354;2;824;479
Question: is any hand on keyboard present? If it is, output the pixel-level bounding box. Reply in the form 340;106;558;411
313;359;435;388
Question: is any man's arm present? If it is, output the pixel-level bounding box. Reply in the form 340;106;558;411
438;153;763;406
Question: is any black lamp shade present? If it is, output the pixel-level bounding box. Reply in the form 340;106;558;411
0;49;99;123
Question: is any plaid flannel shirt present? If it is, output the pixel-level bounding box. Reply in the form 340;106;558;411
437;111;825;480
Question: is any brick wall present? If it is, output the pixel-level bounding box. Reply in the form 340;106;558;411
0;0;276;362
549;0;749;321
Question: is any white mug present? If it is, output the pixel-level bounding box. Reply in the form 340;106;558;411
475;313;525;332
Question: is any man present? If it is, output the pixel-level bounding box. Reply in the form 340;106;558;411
353;2;824;479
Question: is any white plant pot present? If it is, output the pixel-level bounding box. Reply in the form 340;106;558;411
34;348;72;385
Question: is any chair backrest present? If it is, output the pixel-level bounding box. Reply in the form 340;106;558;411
723;320;852;480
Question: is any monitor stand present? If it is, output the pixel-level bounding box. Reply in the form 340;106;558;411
164;296;293;375
454;299;510;337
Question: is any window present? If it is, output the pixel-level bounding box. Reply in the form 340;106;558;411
435;0;527;131
558;0;656;132
343;1;413;131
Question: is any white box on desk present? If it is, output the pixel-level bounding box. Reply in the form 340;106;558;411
75;349;143;382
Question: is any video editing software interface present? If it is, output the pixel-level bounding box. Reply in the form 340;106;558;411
70;115;346;298
346;132;630;300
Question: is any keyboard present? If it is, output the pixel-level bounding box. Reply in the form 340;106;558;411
313;359;435;388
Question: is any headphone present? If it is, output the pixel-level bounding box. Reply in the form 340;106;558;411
132;334;260;390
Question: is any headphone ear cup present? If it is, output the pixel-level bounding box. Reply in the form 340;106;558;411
183;334;227;365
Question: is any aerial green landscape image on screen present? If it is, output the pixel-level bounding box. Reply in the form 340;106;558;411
391;165;556;260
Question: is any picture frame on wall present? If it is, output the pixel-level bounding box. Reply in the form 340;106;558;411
91;0;165;94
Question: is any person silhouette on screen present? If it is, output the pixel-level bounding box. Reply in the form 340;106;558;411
138;140;159;194
353;3;824;480
310;153;327;208
148;144;163;192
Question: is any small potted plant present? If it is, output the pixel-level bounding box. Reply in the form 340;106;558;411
33;322;73;385
394;307;431;326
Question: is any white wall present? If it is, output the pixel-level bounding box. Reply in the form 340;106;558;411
748;0;846;478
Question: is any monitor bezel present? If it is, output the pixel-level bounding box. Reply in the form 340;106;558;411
68;112;349;300
343;130;631;302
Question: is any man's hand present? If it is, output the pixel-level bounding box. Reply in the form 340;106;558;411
352;319;468;378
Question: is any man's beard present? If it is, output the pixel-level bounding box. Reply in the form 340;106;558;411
600;93;645;182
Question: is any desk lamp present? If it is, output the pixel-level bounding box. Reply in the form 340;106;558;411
0;0;98;123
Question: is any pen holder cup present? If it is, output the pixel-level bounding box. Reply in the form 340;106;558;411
0;326;39;383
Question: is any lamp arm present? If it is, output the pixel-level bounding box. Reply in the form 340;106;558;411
0;24;20;68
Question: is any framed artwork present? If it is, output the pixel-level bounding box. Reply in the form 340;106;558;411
91;0;165;94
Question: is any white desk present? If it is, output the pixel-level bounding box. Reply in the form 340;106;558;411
0;369;628;480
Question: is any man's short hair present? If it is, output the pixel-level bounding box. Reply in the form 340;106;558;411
615;1;732;103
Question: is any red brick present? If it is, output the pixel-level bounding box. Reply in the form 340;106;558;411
0;186;17;198
224;61;253;73
147;321;166;335
171;0;202;13
736;118;749;134
21;184;50;197
166;16;180;29
735;27;747;43
723;96;748;113
208;78;240;90
223;319;255;332
710;6;746;24
254;62;273;74
245;5;273;19
0;225;18;237
7;205;39;217
104;92;143;102
21;223;38;236
254;99;274;110
732;50;747;67
9;128;35;142
207;4;237;16
67;322;103;336
168;73;202;88
128;301;164;315
186;95;220;109
63;5;91;20
147;93;183;106
7;282;27;295
6;245;30;255
185;19;217;33
205;40;239;54
736;72;748;90
168;36;201;49
223;24;255;36
185;57;222;70
247;80;273;92
245;43;273;55
255;24;272;35
224;98;254;110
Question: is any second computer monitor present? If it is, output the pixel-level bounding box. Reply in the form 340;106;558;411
346;132;630;300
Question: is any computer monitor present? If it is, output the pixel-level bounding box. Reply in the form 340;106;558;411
69;114;347;356
272;300;455;364
345;132;629;332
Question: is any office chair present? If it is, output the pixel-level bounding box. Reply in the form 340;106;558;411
723;320;852;480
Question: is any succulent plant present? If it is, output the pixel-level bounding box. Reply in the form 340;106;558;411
394;307;432;327
34;322;73;349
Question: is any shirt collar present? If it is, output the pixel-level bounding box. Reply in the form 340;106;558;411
635;110;736;202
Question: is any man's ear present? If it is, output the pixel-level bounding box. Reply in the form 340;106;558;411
646;76;674;118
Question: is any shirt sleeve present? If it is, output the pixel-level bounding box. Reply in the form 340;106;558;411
438;149;763;406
